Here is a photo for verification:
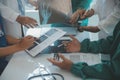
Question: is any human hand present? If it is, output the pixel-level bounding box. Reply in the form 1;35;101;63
17;36;35;50
80;9;94;20
47;53;73;71
16;15;38;28
63;35;81;53
77;27;84;32
69;9;86;24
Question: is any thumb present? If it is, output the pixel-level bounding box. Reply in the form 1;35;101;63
59;54;67;61
69;35;77;41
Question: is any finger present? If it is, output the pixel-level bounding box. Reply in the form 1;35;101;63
24;24;31;28
58;54;67;61
65;46;71;53
69;35;77;41
28;24;34;28
47;58;60;65
62;41;70;46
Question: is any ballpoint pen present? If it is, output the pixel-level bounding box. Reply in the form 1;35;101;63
53;53;59;61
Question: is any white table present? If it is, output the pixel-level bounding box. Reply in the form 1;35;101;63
0;51;80;80
0;50;102;80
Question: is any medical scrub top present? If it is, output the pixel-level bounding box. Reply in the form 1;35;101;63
0;16;7;47
0;16;8;75
71;0;93;26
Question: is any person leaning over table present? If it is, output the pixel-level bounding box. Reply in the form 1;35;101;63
0;0;38;38
48;21;120;80
70;0;120;39
0;16;35;75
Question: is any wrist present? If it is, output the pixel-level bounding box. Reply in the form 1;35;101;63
15;43;25;51
16;15;23;24
90;9;94;16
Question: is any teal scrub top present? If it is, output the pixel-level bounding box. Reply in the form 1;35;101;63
70;21;120;80
71;0;93;26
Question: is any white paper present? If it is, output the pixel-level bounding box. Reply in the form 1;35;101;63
62;53;101;65
25;28;66;57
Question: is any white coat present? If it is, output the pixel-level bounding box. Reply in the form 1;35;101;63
91;0;120;38
0;0;26;38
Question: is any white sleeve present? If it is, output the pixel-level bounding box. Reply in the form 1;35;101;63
0;2;20;22
98;0;120;35
90;0;99;14
98;11;120;35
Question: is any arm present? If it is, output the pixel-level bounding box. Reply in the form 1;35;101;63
6;35;20;45
0;36;35;57
65;35;113;54
80;36;113;54
0;2;38;28
71;62;114;79
48;53;114;79
78;26;100;32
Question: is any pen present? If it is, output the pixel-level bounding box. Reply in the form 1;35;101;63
54;53;59;61
57;43;64;47
57;40;71;47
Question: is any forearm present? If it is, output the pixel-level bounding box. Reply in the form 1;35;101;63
70;62;113;79
81;26;100;32
80;37;113;54
6;35;21;45
0;44;23;57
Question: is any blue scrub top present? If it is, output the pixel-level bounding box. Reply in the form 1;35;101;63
71;0;93;26
0;16;7;47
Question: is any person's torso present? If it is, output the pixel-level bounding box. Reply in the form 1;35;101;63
0;16;7;47
0;0;25;38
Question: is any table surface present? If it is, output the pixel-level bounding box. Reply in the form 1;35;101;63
0;26;92;80
1;50;102;80
1;51;81;80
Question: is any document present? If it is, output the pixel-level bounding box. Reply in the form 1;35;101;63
25;27;66;57
62;53;101;65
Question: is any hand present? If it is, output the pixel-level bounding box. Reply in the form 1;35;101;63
47;53;73;71
17;36;35;50
64;35;81;53
69;9;86;24
16;15;38;28
77;27;84;32
80;9;94;20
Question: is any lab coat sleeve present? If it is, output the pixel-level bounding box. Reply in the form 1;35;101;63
90;0;99;15
98;11;120;35
97;0;120;35
0;2;19;23
80;36;114;54
70;62;114;79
